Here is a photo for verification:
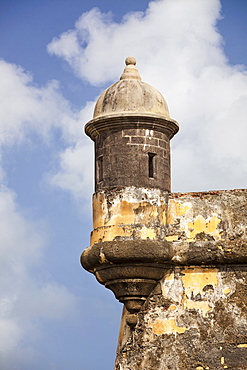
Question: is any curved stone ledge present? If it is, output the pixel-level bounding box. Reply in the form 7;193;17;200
85;114;179;141
81;239;247;274
81;240;172;272
81;237;247;314
81;240;171;313
95;263;166;283
171;240;247;265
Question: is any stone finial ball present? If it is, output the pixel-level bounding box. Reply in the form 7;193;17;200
125;57;136;66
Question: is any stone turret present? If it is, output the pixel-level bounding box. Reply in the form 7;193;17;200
85;56;178;192
81;57;179;314
81;58;247;369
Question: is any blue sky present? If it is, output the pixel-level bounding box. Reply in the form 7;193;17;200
0;1;247;369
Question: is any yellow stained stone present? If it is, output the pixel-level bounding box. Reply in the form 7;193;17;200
148;318;186;335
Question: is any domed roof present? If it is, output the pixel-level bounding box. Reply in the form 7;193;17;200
93;57;170;119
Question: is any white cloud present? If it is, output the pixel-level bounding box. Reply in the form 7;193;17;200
0;59;94;201
0;60;92;367
0;58;90;146
0;187;77;368
46;100;95;203
0;60;60;145
49;141;93;201
48;0;247;192
47;0;224;86
0;60;94;368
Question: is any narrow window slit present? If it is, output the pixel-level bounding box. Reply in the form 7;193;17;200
97;156;103;182
148;153;156;178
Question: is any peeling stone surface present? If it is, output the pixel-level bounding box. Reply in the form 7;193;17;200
112;189;247;370
167;189;247;265
115;265;247;370
90;188;247;265
91;187;168;245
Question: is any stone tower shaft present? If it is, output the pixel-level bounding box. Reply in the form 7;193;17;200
81;57;179;313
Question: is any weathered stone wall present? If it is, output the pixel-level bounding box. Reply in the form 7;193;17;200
114;189;247;370
94;127;170;192
90;186;168;245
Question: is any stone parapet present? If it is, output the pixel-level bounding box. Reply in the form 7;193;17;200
113;188;247;370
